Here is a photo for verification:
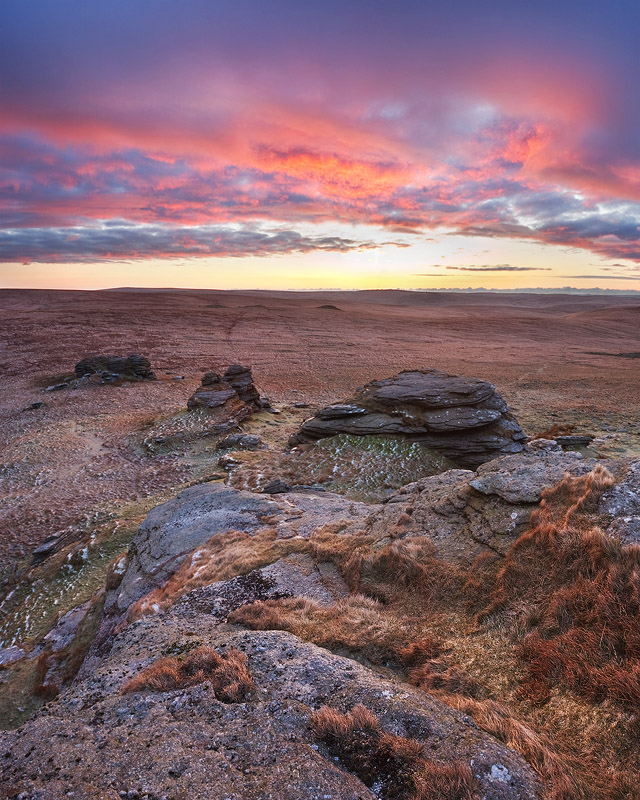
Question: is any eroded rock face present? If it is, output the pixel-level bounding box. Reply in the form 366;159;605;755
74;353;156;381
223;364;262;409
365;450;604;563
290;369;526;467
600;459;640;545
187;371;245;410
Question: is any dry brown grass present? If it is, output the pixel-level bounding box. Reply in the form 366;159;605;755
311;704;477;800
311;530;468;606
441;694;635;800
228;593;441;669
122;645;253;702
532;423;574;440
479;466;640;710
129;528;309;620
408;660;482;698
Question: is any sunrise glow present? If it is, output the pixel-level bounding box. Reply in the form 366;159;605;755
2;0;640;290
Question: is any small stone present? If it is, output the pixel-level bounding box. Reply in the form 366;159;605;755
23;401;44;411
261;479;290;494
217;433;264;451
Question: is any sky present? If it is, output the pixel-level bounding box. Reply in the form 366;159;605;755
2;0;640;291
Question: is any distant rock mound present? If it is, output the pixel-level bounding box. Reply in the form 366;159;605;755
74;353;156;381
289;369;526;467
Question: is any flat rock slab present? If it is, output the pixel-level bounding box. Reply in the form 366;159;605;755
364;371;496;408
469;451;598;504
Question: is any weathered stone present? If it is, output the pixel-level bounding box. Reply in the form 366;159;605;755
186;366;262;432
605;515;640;546
217;433;265;450
22;400;44;411
316;403;368;419
469;451;597;504
187;372;239;409
105;483;374;617
107;484;278;614
0;623;540;800
0;645;25;667
290;369;525;467
555;434;594;448
223;364;262;409
599;460;640;516
261;478;290;494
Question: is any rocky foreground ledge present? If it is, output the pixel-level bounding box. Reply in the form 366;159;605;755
3;437;640;799
289;369;527;468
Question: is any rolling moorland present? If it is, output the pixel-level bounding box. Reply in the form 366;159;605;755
1;287;640;799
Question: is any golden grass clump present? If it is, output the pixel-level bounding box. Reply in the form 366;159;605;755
408;660;482;699
129;528;309;620
311;704;476;800
228;593;441;670
122;645;253;702
311;529;467;606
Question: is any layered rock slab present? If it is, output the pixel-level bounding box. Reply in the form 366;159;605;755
290;369;526;467
187;364;262;413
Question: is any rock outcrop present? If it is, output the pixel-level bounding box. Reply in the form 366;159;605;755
4;443;637;799
187;365;262;424
289;369;526;467
74;353;156;381
223;364;262;409
0;626;540;800
103;483;375;619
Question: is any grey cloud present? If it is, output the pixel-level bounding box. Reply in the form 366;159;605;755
0;222;402;263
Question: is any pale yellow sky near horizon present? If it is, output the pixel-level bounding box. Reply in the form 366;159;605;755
2;230;639;291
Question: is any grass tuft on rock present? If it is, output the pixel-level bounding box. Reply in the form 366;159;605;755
122;645;254;702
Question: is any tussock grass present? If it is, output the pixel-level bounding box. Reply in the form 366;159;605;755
480;466;640;709
311;704;477;800
408;660;482;698
122;645;253;702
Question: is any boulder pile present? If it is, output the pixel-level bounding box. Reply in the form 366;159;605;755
290;368;526;467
